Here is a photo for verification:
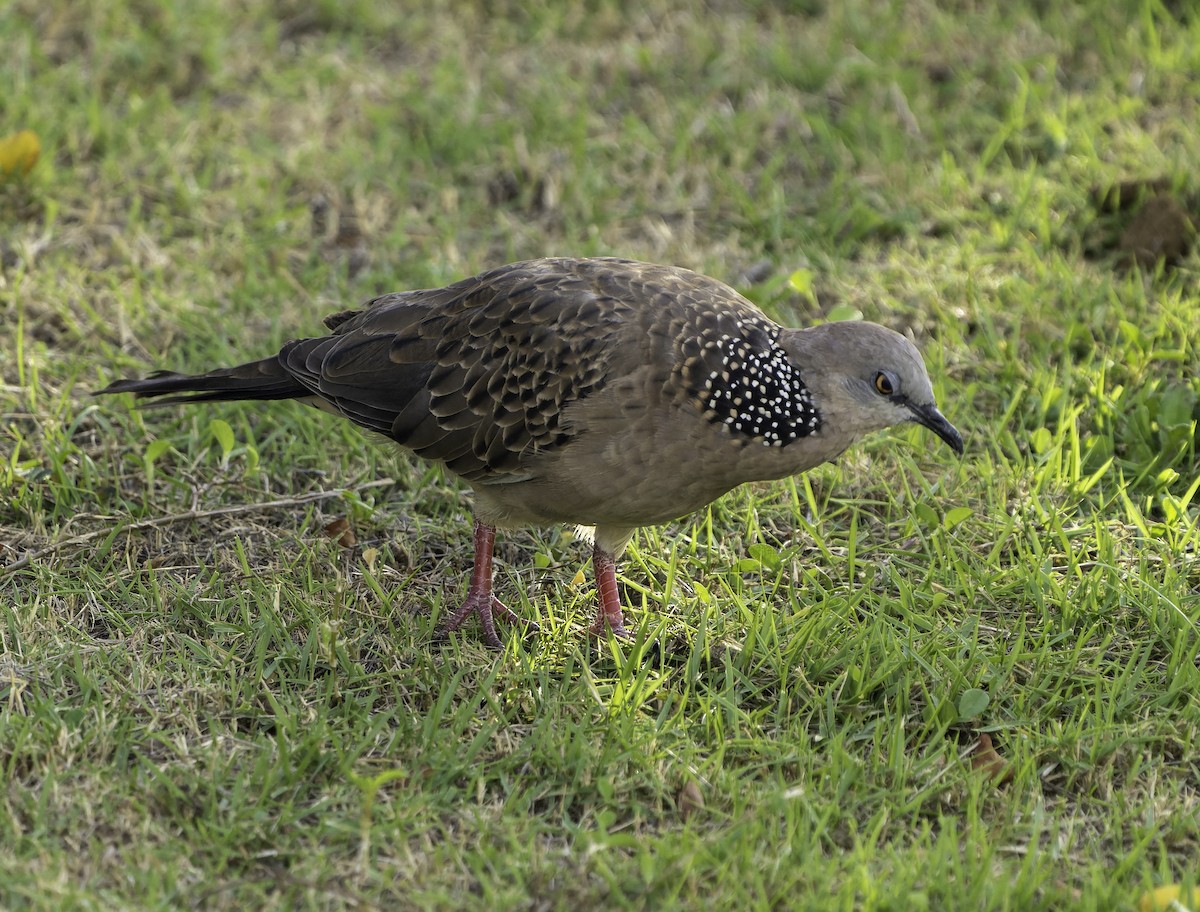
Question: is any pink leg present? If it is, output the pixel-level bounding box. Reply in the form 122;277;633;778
588;543;632;639
436;520;532;648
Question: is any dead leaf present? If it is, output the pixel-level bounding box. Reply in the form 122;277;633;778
323;517;356;548
969;732;1014;786
677;780;704;821
1119;194;1195;268
0;129;40;179
925;60;954;84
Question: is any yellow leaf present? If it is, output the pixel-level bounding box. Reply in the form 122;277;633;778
1139;884;1197;912
0;129;40;178
571;568;586;587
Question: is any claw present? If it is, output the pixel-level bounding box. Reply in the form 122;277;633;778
434;519;535;648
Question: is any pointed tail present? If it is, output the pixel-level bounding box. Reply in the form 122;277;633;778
95;356;307;407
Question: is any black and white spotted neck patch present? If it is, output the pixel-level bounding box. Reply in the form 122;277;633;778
679;316;822;446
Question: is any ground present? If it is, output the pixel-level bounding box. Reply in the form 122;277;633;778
2;1;1199;909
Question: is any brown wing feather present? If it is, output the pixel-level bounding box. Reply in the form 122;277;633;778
280;259;646;483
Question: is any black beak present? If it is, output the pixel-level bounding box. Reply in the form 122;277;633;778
908;402;964;455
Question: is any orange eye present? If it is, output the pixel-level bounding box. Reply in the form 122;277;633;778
874;372;894;396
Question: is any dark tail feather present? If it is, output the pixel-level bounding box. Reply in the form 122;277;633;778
95;357;307;407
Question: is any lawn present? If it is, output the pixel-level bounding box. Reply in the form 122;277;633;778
2;1;1199;909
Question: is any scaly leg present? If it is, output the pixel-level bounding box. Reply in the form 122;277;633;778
435;519;531;648
588;542;632;639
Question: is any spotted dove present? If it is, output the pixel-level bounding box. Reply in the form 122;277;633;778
98;257;963;646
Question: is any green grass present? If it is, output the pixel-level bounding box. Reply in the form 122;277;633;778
3;0;1199;909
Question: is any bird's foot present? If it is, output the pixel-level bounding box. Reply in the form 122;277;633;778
589;613;635;640
432;518;537;648
435;589;537;649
